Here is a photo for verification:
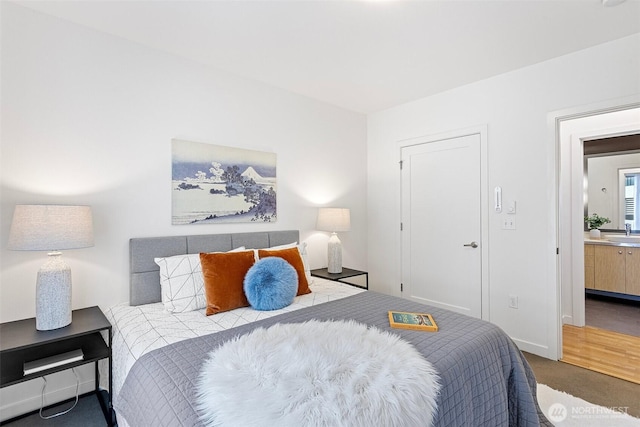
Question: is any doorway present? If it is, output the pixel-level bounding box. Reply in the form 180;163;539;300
399;126;489;319
558;107;640;329
556;103;640;380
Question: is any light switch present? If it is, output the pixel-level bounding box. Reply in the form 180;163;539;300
507;201;516;214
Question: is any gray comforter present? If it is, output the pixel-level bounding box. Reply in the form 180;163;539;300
116;291;551;426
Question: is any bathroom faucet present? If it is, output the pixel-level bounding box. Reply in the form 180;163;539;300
626;223;632;236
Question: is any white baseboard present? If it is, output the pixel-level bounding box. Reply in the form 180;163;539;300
0;366;96;422
512;337;555;360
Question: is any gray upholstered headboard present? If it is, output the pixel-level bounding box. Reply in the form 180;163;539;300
129;230;299;306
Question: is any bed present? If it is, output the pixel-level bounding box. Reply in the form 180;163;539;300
105;230;550;426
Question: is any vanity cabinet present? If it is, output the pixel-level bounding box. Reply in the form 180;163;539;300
594;246;626;293
625;248;640;295
590;244;640;296
584;244;595;289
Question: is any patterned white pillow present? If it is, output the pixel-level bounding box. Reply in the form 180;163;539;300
155;247;245;313
266;242;312;283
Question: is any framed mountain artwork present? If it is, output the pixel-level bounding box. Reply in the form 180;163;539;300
171;139;277;224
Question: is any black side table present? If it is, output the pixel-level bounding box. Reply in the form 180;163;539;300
311;267;368;290
0;306;113;425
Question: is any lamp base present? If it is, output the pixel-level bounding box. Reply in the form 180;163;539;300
327;233;343;274
36;253;72;331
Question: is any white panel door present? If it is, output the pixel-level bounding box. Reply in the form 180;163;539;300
401;133;483;318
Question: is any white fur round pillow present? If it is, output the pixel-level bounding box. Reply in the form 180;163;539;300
196;320;440;427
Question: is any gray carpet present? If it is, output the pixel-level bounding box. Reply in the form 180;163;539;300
1;392;110;427
524;351;640;418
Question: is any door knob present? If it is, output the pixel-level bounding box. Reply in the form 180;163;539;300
463;241;478;248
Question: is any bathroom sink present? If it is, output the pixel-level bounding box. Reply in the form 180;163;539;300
605;235;640;243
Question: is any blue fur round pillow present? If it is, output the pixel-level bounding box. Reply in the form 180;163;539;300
244;257;298;311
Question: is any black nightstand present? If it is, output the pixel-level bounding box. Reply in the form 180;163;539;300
310;267;368;290
0;306;113;426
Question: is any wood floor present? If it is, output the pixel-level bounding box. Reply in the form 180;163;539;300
562;324;640;384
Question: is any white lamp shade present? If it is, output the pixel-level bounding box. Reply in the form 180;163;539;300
7;205;94;330
316;208;351;232
8;205;94;251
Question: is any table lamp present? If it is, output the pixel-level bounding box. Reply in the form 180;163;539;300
8;205;94;330
316;208;350;274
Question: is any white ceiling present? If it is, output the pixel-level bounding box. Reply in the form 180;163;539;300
13;0;640;113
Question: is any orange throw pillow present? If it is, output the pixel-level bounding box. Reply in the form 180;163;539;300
257;247;311;296
200;250;255;315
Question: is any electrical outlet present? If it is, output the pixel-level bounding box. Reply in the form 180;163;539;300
509;295;518;309
502;217;516;230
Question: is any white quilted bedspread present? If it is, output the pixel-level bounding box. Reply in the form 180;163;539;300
104;278;364;402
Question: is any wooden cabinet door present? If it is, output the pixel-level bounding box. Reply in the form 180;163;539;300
625;247;640;296
584;244;595;289
594;245;626;293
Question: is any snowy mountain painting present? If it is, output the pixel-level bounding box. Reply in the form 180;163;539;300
171;139;277;224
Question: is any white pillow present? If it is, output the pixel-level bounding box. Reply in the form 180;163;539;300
268;242;312;283
155;247;245;313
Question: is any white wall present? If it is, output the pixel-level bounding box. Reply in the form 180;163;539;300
0;3;366;418
367;33;640;358
587;152;640;228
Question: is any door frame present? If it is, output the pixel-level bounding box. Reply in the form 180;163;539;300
398;125;490;319
551;96;640;360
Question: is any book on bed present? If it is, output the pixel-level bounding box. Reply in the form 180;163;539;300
388;311;438;332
